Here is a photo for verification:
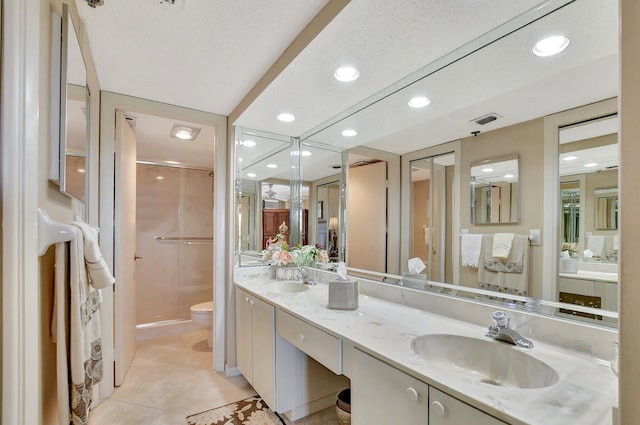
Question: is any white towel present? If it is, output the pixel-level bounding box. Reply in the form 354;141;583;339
71;221;115;289
588;235;606;258
492;233;515;260
613;235;619;251
461;234;483;268
478;235;530;293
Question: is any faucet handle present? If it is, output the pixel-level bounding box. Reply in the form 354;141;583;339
491;311;510;328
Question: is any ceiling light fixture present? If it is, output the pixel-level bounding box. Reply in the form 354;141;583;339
301;150;312;157
504;173;515;179
532;35;570;57
170;124;201;141
277;112;296;122
584;162;599;168
267;163;278;169
85;0;104;7
247;172;257;178
341;129;358;137
408;96;431;108
334;66;360;82
242;140;256;147
482;167;494;173
563;155;578;161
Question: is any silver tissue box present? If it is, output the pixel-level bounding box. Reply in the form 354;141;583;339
328;279;358;310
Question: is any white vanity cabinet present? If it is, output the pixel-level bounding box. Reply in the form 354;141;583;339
352;349;506;425
235;287;276;408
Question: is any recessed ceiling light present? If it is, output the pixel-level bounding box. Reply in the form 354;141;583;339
341;129;358;137
504;174;515;179
247;172;257;178
408;96;431;108
532;35;570;57
301;150;312;157
562;155;578;161
170;124;201;140
482;167;494;173
242;140;256;147
584;162;599;168
238;158;243;162
267;163;278;169
277;113;295;122
334;66;360;82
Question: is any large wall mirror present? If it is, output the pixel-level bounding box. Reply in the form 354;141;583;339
50;4;89;201
234;0;619;328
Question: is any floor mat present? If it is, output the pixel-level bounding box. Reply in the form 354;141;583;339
186;396;284;425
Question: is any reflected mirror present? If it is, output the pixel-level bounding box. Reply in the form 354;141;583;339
470;156;519;224
594;188;618;230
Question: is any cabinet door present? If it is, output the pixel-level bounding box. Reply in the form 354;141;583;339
251;296;276;408
352;349;428;425
235;288;253;382
429;387;506;425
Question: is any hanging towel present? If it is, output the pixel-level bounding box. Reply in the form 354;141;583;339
71;220;116;289
588;235;606;258
492;233;515;260
461;234;483;268
52;242;71;425
478;234;530;294
613;235;620;251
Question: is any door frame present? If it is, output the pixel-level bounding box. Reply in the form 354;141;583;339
99;92;228;385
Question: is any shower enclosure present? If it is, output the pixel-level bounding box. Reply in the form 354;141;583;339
135;163;214;325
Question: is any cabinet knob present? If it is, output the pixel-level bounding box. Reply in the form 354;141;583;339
406;387;419;401
299;333;306;342
431;401;446;417
249;299;254;306
245;296;249;302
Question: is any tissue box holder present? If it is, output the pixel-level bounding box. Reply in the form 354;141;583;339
328;279;358;310
559;258;578;274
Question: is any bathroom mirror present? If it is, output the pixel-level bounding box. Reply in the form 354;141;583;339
470;156;519;224
234;0;619;327
594;188;618;230
50;4;89;201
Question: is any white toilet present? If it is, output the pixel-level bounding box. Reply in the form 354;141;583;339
190;301;214;348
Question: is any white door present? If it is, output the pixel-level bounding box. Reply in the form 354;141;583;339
114;110;138;385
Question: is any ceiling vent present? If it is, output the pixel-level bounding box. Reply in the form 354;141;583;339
471;113;502;126
124;114;137;129
329;164;342;169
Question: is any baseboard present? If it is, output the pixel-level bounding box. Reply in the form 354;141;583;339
225;366;241;377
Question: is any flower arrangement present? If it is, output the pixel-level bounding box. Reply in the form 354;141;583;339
262;241;328;267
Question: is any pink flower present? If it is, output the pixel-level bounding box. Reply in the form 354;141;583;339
317;250;329;263
272;250;293;266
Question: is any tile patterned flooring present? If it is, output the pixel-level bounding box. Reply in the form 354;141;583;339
89;329;338;425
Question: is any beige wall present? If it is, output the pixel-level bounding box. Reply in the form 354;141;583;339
619;0;639;421
458;118;545;298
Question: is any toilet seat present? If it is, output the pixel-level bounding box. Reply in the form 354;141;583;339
190;301;213;315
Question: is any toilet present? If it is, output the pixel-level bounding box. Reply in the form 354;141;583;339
190;301;214;348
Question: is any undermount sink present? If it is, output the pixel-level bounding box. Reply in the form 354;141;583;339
410;334;559;389
262;281;309;295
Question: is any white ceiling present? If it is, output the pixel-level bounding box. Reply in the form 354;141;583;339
74;0;619;177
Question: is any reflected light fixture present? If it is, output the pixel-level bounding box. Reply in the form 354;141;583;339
482;167;494;173
408;96;431;108
170;124;201;141
242;140;256;147
334;66;360;82
563;155;578;161
267;163;278;169
504;173;515;179
341;129;358;137
584;162;599;168
77;168;85;174
301;150;312;157
532;35;570;57
247;172;257;178
277;112;295;122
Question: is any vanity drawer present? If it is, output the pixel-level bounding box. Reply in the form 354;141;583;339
277;309;342;375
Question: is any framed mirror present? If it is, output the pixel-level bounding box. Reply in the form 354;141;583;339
594;188;618;230
50;4;89;201
470;155;519;224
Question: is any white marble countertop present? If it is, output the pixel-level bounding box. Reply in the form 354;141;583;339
559;270;618;283
234;270;618;425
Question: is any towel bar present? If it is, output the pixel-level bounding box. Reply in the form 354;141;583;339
38;208;77;256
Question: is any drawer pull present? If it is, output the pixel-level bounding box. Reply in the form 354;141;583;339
431;401;446;417
299;333;306;342
249;299;254;306
406;387;419;401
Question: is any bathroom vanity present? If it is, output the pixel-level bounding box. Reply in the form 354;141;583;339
234;266;618;425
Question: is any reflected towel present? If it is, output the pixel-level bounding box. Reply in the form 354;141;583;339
461;234;483;268
478;234;529;293
492;233;515;260
588;235;606;258
613;235;619;251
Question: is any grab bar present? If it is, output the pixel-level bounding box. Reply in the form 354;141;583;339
154;236;212;242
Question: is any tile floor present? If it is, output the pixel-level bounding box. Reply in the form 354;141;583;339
89;329;339;425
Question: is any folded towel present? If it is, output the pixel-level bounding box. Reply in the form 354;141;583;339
613;235;619;251
71;221;115;289
588;235;606;258
492;233;515;260
478;234;530;293
461;234;483;268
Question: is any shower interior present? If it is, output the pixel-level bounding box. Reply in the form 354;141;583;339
135;162;214;333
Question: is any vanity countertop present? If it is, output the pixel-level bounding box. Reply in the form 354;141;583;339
235;270;618;425
559;270;618;283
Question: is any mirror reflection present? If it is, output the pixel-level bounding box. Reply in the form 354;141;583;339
234;0;619;327
470;156;519;224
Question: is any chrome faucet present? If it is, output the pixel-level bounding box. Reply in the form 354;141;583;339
298;267;317;285
486;311;534;349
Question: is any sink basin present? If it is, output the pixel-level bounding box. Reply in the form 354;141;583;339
262;281;309;295
410;334;559;389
